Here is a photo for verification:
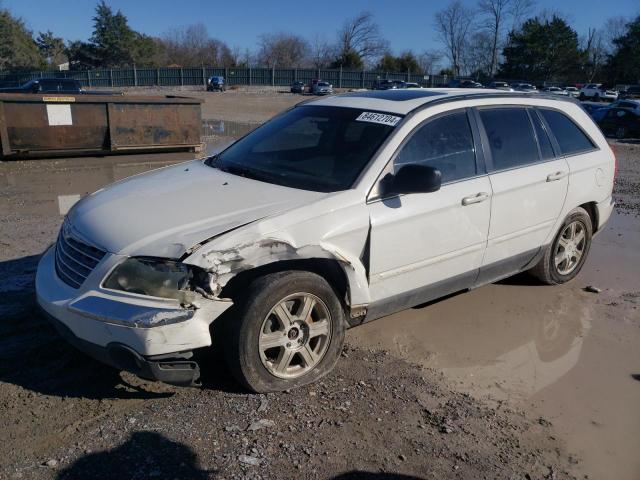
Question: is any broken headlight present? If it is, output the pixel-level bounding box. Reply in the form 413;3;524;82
103;258;197;301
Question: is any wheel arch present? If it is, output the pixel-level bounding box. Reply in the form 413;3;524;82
579;201;599;233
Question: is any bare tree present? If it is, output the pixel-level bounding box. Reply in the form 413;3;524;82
161;23;231;66
582;28;607;82
462;31;494;78
507;0;535;32
310;34;334;69
257;32;309;67
419;49;443;74
434;0;474;76
602;16;628;53
336;11;388;66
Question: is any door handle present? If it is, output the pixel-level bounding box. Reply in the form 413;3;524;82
546;171;567;182
461;192;490;206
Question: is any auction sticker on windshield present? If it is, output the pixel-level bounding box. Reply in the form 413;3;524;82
356;112;402;126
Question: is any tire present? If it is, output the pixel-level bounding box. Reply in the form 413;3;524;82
579;93;585;101
223;271;346;393
594;93;600;102
529;207;593;285
616;126;627;139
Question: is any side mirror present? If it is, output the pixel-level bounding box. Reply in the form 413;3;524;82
385;164;442;196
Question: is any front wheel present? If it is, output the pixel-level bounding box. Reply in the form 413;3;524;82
223;271;346;392
529;207;593;285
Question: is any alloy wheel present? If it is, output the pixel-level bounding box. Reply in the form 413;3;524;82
554;220;587;275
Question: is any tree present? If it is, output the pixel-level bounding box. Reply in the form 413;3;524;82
0;8;43;70
257;32;309;67
161;23;232;66
499;16;583;83
606;16;640;84
419;50;443;74
582;28;607;82
462;31;494;79
434;1;474;76
90;1;137;67
376;51;421;73
335;11;387;67
65;40;100;70
36;30;66;67
310;34;333;69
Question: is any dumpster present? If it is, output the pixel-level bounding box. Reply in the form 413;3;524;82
0;93;203;158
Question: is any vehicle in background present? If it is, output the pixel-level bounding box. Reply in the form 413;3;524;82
488;81;514;91
405;82;421;89
290;81;305;94
206;76;226;92
609;99;640;113
0;78;115;95
459;80;483;88
374;79;406;90
564;86;580;98
312;81;333;95
582;103;609;122
619;85;640;100
542;87;567;95
513;83;537;92
579;84;617;102
598;107;640;139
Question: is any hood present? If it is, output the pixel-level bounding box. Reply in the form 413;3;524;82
67;160;326;258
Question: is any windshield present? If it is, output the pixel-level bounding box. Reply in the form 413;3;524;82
208;105;400;192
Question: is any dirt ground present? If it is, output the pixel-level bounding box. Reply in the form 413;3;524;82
1;92;639;480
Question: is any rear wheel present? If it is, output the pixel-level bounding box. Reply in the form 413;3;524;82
529;207;593;285
223;271;346;392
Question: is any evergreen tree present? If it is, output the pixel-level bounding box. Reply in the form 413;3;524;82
36;30;66;67
0;9;44;70
606;16;640;84
499;16;584;82
90;0;136;67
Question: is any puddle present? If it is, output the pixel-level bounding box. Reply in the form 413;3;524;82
349;212;640;480
201;119;259;141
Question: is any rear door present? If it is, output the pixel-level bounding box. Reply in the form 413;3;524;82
475;106;569;284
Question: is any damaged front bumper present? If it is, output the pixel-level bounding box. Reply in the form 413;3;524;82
35;246;232;386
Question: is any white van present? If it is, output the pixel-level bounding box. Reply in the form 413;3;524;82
36;89;615;392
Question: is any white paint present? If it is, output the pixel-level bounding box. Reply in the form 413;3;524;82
46;104;73;126
57;194;81;215
36;90;615;359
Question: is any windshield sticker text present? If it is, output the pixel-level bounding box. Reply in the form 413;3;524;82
356;112;401;126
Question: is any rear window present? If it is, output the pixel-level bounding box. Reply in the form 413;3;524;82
539;109;595;155
479;107;539;171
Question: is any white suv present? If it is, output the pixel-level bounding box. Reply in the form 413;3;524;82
36;89;615;392
579;84;618;102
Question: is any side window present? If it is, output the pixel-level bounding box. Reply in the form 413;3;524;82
539;109;595;155
394;112;477;184
479;107;539;171
529;110;555;160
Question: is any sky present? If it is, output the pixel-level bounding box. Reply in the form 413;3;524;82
4;0;639;54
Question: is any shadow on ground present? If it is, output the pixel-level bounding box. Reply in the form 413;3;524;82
55;431;213;480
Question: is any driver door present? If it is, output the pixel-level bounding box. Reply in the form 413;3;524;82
366;109;492;319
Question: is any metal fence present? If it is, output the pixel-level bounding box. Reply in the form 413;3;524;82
0;67;450;89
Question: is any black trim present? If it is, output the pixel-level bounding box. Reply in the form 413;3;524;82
363;269;478;323
360;247;543;324
40;308;200;386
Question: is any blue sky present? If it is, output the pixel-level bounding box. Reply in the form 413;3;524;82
4;0;638;53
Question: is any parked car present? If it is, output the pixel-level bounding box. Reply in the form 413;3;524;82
579;84;617;102
608;99;640;113
290;81;305;94
458;80;483;88
513;83;537;92
405;82;421;89
488;81;514;91
312;81;333;95
374;79;405;90
582;103;610;122
542;87;567;95
618;85;640;100
563;86;580;98
36;89;615;392
206;76;225;92
0;78;114;95
598;107;640;139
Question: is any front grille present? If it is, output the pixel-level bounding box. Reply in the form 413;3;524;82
54;225;107;289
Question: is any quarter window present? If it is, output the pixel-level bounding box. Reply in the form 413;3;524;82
394;112;477;183
540;109;595;155
479;108;539;171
